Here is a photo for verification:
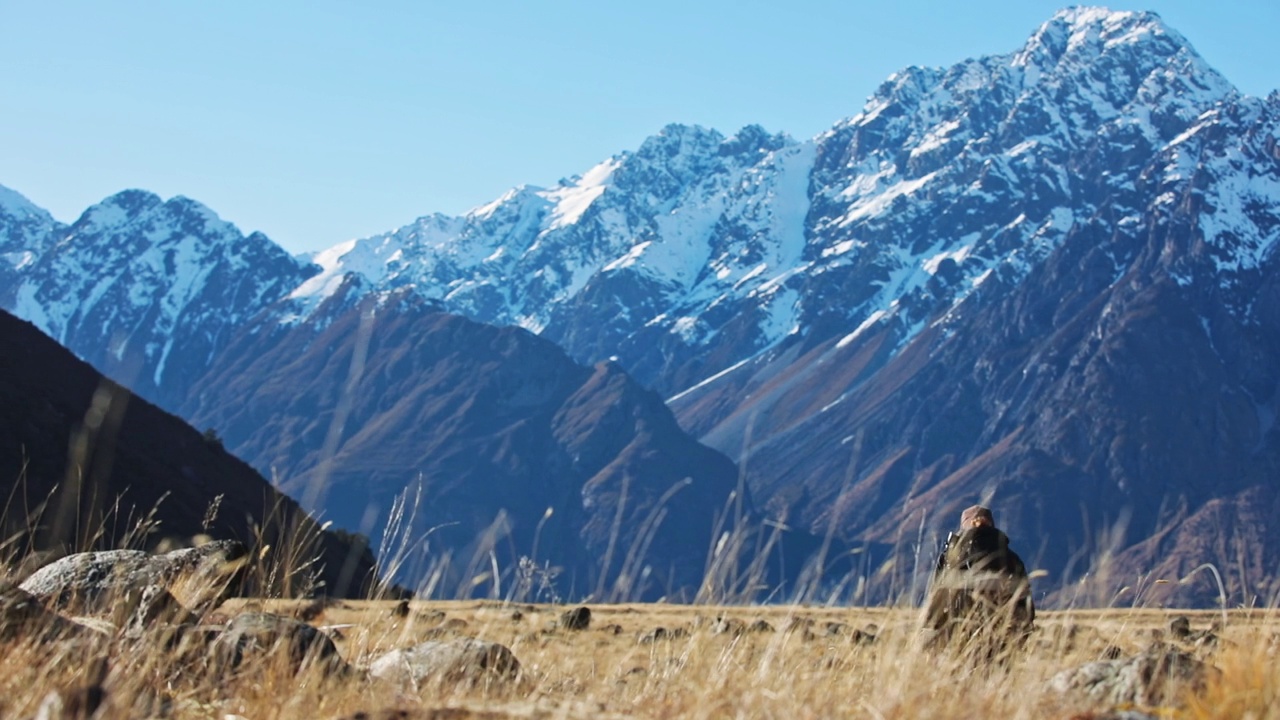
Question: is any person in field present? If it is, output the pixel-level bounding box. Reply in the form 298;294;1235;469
922;505;1035;651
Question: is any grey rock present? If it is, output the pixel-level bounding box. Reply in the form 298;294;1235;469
211;612;347;675
559;606;590;630
438;617;468;631
19;540;247;616
8;548;67;585
366;638;520;688
1049;645;1215;707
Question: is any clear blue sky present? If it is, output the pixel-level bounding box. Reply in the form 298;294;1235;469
3;1;1277;253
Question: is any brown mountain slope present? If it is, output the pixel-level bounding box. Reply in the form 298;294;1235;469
0;310;379;596
178;286;795;601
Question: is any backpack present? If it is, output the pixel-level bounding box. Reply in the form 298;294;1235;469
924;525;1035;646
938;526;1027;578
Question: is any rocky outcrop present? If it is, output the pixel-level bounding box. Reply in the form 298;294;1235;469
558;607;591;631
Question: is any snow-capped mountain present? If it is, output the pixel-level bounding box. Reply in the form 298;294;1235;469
4;7;1280;604
0;185;61;289
282;8;1239;397
288;123;811;392
669;72;1280;605
3;8;1244;405
0;189;316;401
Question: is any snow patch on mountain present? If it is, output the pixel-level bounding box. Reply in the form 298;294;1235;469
546;158;619;230
0;184;62;267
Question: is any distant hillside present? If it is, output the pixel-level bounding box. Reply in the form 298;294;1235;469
179;284;808;600
0;309;379;597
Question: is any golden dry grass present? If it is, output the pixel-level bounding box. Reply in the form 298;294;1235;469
4;598;1269;719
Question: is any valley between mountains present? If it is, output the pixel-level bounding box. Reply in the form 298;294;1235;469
4;7;1280;606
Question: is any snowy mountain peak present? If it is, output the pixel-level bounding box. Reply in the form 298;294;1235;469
1030;7;1172;54
721;124;793;158
257;8;1256;398
68;191;248;250
1015;7;1210;71
3;185;314;395
640;123;724;153
467;184;547;221
1013;7;1234;111
0;184;55;225
0;184;61;271
75;189;163;233
543;158;620;231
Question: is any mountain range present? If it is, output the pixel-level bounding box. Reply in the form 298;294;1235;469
3;7;1278;605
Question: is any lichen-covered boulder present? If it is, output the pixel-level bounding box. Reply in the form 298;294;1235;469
1049;644;1216;707
20;540;247;616
366;638;520;688
211;612;348;675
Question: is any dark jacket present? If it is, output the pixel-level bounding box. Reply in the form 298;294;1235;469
934;525;1028;580
924;525;1035;641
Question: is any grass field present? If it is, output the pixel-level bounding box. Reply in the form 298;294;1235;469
6;596;1275;719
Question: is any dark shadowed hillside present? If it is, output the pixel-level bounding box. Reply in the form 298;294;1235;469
0;310;379;596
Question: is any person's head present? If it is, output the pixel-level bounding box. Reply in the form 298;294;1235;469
960;505;994;529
